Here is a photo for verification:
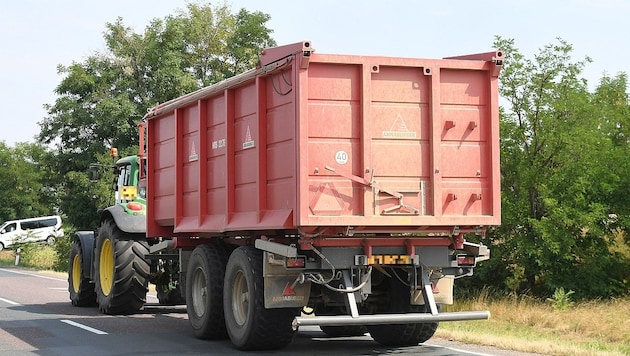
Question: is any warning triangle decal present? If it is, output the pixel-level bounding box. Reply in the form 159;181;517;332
242;125;255;149
282;282;296;296
189;141;198;161
390;114;409;132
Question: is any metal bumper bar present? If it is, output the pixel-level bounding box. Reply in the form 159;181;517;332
293;311;490;329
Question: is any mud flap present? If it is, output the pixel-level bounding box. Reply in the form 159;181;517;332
411;275;454;306
262;252;311;308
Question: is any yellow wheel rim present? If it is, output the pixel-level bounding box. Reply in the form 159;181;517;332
72;254;81;293
99;239;114;296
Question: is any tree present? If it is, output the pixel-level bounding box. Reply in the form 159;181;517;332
0;142;55;221
36;2;276;229
38;2;275;172
469;37;630;298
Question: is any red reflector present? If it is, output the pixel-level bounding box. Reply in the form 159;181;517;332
285;256;306;268
127;202;144;211
457;255;476;266
282;282;296;296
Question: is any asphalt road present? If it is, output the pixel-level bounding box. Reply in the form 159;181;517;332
0;267;528;356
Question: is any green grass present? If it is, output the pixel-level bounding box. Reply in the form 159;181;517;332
0;245;57;269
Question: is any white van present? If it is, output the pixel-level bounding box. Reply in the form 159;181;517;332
0;215;64;251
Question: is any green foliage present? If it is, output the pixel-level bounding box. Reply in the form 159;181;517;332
546;287;575;311
478;36;630;298
53;227;75;272
20;245;57;270
11;233;57;270
61;167;112;230
0;142;58;222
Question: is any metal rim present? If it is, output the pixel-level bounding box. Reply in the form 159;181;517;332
72;254;81;293
231;270;249;326
191;266;207;317
99;239;114;296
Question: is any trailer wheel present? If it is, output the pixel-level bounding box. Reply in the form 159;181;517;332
224;246;298;350
68;240;96;306
367;270;438;346
186;244;229;339
93;219;149;314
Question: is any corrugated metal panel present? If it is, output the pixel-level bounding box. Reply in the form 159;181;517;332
146;41;501;238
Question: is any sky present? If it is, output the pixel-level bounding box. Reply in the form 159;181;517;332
1;0;628;147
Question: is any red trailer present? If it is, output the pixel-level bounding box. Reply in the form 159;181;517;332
145;41;501;238
71;40;503;351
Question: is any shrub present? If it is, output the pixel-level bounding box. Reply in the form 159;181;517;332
546;287;575;311
11;238;57;269
53;227;75;272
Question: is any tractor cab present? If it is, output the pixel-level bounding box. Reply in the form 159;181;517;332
111;154;146;215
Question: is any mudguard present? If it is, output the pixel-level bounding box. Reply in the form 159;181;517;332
74;231;95;279
101;205;146;234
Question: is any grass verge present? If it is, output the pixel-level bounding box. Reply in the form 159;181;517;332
438;289;630;355
0;246;57;269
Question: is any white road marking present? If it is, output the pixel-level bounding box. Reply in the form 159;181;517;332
425;343;494;356
0;296;20;305
0;268;66;282
61;319;108;335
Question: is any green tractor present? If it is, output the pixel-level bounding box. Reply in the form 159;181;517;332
68;148;183;314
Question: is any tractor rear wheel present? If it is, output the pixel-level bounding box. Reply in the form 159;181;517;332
223;246;298;350
93;219;149;314
68;240;96;306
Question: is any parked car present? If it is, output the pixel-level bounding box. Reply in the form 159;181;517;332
0;215;64;251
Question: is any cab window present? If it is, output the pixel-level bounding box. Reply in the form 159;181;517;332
2;223;16;233
117;164;132;187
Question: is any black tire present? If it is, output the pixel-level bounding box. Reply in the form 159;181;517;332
186;244;229;339
320;325;368;337
46;236;55;245
68;240;97;307
367;270;438;346
93;219;149;315
223;246;298;350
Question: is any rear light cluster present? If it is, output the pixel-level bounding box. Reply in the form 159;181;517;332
457;255;476;267
285;256;306;268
